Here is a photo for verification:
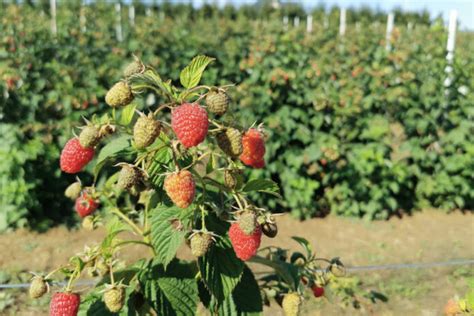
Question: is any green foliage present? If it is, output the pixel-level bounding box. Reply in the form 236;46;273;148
0;2;472;231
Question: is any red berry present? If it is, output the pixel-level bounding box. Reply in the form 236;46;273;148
312;286;325;298
239;129;265;168
229;222;262;261
60;138;94;174
171;103;209;148
50;292;80;316
164;170;196;208
75;192;99;218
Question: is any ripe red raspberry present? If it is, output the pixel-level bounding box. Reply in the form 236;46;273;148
60;138;95;174
312;285;325;298
50;292;80;316
239;128;265;168
229;222;262;261
171;103;209;148
75;192;99;218
164;170;195;208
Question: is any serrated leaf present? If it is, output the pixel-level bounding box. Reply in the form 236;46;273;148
139;260;198;316
242;179;281;198
94;135;132;177
150;205;192;269
119;102;137;126
198;236;244;303
180;55;215;89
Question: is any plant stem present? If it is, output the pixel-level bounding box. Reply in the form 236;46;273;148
111;208;144;236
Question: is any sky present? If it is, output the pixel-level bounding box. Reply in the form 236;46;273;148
195;0;474;30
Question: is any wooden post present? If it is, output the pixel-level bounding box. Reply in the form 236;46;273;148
306;15;313;33
339;8;346;36
50;0;57;36
385;13;395;51
115;3;123;42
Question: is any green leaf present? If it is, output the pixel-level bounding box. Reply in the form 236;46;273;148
139;260;199;316
94;135;132;177
179;55;215;89
198;236;244;303
119;102;137;126
291;236;313;258
150;205;192;269
232;265;263;315
242;179;281;198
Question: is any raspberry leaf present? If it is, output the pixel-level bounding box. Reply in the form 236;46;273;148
94;135;132;177
119;102;137;126
198;236;244;303
242;179;281;198
179;55;215;89
139;260;198;316
150;205;193;269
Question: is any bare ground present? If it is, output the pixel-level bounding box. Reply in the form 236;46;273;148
0;210;473;315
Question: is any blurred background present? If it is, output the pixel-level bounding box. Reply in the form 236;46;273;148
0;0;473;315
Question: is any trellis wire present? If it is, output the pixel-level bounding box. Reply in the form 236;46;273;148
0;259;472;289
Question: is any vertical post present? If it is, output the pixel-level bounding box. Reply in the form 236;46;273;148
50;0;57;36
129;5;135;27
146;7;152;17
444;10;458;90
306;15;313;33
446;10;457;64
115;3;123;42
339;8;346;36
283;16;289;31
294;16;300;27
385;13;395;51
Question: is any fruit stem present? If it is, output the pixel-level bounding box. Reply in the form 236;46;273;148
44;266;65;280
111;208;144;236
65;267;80;292
109;263;115;285
232;193;244;210
199;205;207;231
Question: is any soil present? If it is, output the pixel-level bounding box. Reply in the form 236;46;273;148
0;210;473;315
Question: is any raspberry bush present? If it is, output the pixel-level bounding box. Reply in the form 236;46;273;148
32;56;346;315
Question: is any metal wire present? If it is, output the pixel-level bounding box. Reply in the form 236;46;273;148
0;259;472;289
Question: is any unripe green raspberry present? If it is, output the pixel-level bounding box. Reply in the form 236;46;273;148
103;286;125;313
29;276;48;299
123;58;145;78
133;114;161;149
117;164;142;190
79;125;101;148
216;128;242;158
190;232;213;257
282;292;302;316
206;90;230;115
82;215;95;231
65;181;82;200
105;82;134;107
224;169;243;189
237;211;257;235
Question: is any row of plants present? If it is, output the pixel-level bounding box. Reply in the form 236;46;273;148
0;3;473;230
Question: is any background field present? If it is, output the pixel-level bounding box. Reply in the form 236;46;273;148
0;211;473;315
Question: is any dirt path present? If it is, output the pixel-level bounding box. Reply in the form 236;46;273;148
0;210;472;315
